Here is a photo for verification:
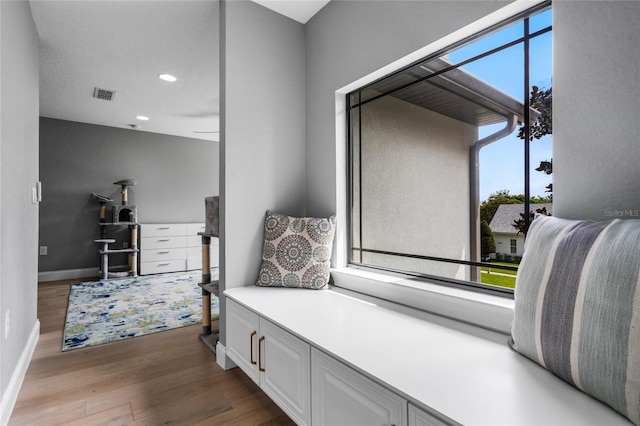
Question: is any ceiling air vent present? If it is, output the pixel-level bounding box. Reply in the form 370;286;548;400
93;87;116;101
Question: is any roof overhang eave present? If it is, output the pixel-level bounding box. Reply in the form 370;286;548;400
419;58;541;125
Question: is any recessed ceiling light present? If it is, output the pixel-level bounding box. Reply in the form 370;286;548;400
158;73;177;82
136;115;149;121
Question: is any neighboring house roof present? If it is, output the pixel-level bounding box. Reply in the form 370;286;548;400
489;203;553;234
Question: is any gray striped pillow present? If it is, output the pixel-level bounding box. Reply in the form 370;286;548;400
511;215;640;425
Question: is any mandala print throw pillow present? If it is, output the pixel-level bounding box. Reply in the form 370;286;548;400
256;211;336;289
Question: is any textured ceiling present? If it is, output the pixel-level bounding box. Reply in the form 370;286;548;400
31;0;220;142
29;1;330;143
30;1;329;142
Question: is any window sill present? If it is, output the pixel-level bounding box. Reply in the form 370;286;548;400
331;267;514;334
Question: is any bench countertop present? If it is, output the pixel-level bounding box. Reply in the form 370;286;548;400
224;286;629;425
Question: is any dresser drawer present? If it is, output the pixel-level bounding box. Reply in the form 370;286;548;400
187;235;201;247
187;246;201;260
187;257;203;271
187;223;206;235
140;224;188;238
210;244;220;268
141;236;187;250
187;245;219;269
187;234;219;247
140;259;186;275
139;222;216;275
141;247;187;262
188;242;219;257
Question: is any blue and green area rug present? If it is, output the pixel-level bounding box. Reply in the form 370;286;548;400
62;270;219;351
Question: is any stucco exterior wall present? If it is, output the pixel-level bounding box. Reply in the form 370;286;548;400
358;95;476;280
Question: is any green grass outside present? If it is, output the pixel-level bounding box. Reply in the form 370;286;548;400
481;271;516;289
480;262;519;276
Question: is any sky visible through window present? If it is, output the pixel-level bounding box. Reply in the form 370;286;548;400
449;9;552;202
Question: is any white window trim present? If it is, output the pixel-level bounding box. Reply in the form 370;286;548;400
331;267;514;334
333;0;547;333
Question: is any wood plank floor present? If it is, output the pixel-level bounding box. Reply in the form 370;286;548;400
9;278;295;425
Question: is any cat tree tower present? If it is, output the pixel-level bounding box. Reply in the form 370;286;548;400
198;195;219;352
91;178;139;279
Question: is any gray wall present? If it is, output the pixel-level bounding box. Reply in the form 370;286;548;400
0;0;40;417
39;118;219;273
220;0;306;344
553;1;640;220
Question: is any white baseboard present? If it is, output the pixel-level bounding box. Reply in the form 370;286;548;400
216;342;237;370
38;268;99;282
0;320;40;426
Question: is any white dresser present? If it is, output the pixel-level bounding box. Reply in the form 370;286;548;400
139;223;219;275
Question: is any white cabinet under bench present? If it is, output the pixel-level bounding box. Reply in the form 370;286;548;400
226;299;311;425
312;347;406;426
139;223;219;275
223;287;631;426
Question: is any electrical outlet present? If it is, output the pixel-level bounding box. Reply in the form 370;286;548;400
31;187;38;204
40;246;48;256
4;311;10;340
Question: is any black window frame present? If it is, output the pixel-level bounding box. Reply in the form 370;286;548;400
346;2;552;298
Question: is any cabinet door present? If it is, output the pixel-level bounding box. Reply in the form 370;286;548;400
226;299;260;384
408;403;450;426
260;319;311;426
312;348;406;426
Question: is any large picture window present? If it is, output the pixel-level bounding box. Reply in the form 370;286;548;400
348;4;552;295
